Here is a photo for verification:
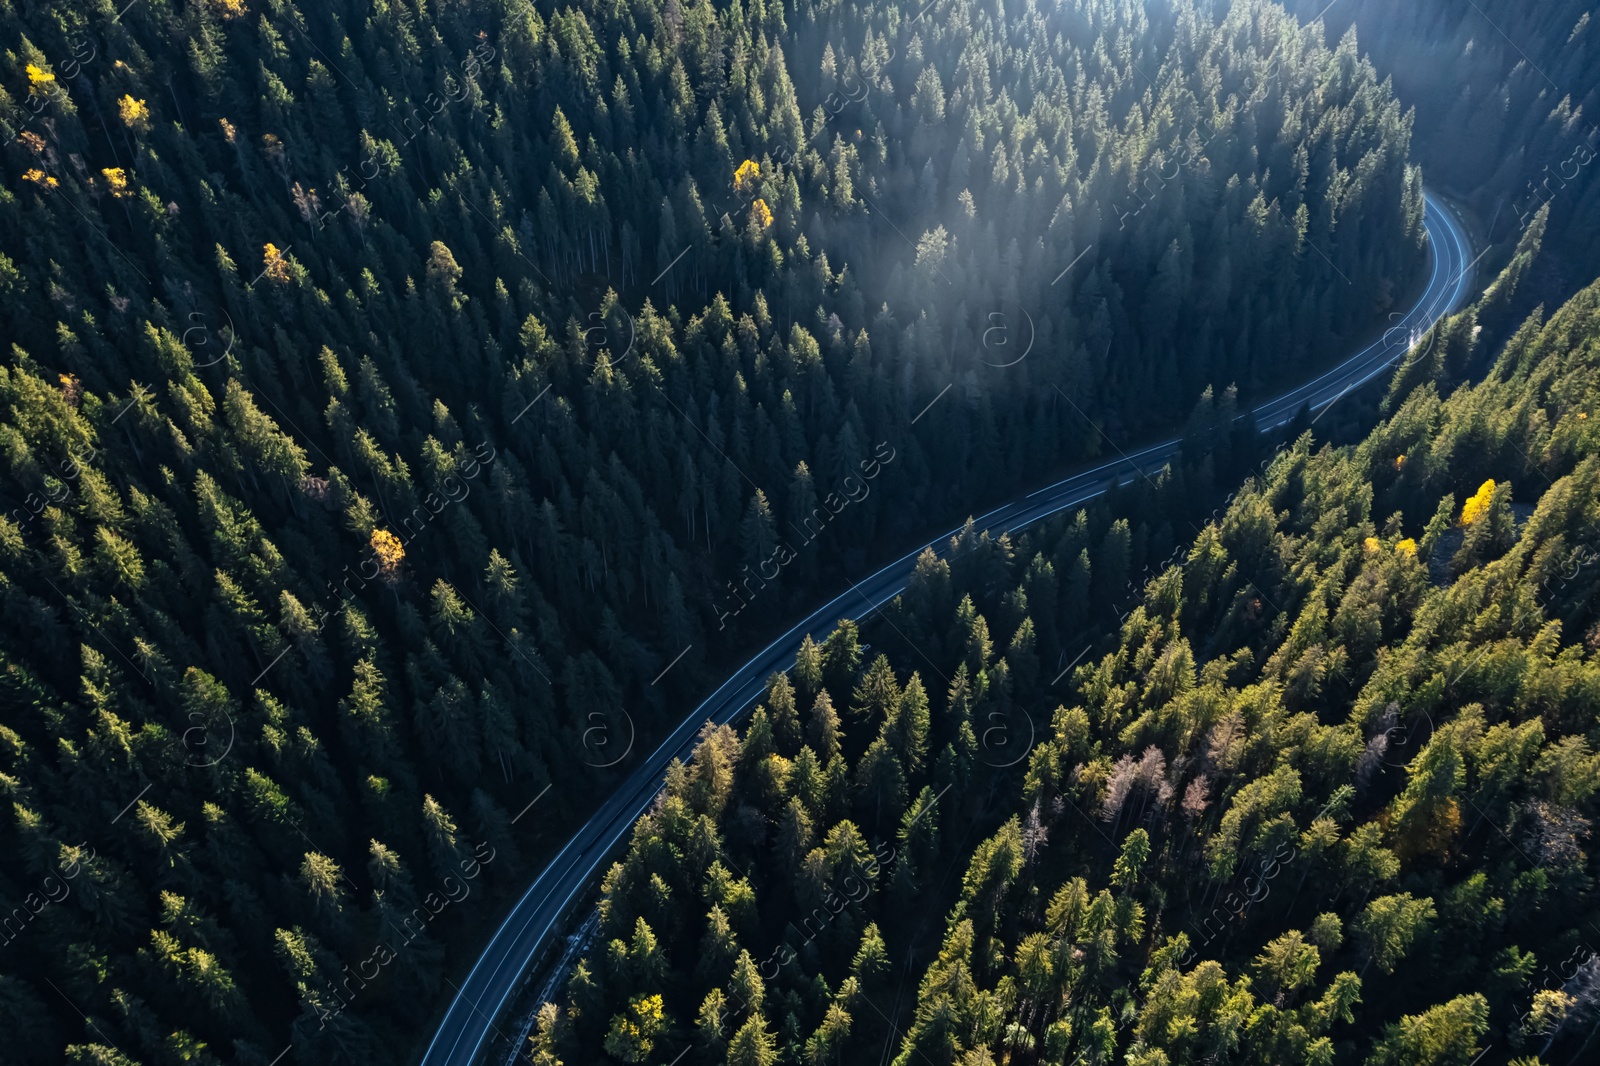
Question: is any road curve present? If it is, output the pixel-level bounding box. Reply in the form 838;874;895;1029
420;191;1475;1066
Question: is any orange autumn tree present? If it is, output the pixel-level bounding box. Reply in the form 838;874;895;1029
370;529;405;580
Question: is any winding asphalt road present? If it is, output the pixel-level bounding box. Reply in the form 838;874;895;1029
420;192;1475;1066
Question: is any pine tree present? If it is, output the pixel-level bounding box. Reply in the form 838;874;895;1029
807;690;844;763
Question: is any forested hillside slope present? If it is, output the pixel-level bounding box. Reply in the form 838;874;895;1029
0;0;1430;1061
536;273;1600;1065
1287;0;1600;312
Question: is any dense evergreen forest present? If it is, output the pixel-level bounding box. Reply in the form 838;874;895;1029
0;0;1443;1061
1285;0;1600;314
536;247;1600;1065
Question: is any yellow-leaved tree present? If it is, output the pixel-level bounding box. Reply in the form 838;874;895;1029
261;243;291;283
602;993;665;1063
733;159;760;194
119;95;151;134
101;168;130;198
1459;480;1496;526
370;529;405;580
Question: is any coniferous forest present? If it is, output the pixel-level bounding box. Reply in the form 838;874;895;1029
0;0;1595;1064
1285;0;1600;313
538;249;1600;1066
